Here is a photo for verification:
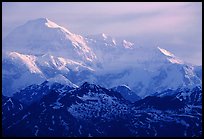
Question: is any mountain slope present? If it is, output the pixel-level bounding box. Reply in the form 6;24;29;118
2;18;202;98
2;82;202;137
3;18;97;63
2;51;93;96
112;85;141;102
12;81;75;105
3;83;131;137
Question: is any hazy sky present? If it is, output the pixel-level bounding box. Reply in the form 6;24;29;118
2;2;202;65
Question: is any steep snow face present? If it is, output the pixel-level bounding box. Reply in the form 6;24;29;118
85;34;183;73
3;18;96;64
36;53;94;73
93;62;201;98
47;75;78;88
2;52;46;96
8;52;42;74
158;47;175;57
2;51;93;96
44;18;64;29
157;47;183;64
123;40;134;49
85;33;137;72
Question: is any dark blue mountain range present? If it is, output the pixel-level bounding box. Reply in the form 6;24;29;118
2;82;202;137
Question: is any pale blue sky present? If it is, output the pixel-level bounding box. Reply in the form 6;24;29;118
2;2;202;65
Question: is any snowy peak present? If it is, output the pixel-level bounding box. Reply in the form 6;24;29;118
44;18;61;28
3;18;97;63
102;33;108;39
157;46;183;64
86;33;135;49
7;52;42;74
24;18;61;30
2;18;201;99
35;18;64;29
157;46;175;57
122;40;134;49
86;33;117;47
27;18;50;25
92;33;111;40
25;18;72;34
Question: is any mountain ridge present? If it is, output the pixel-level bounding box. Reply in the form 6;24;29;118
2;18;202;97
2;81;202;137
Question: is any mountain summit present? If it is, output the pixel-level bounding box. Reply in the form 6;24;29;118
2;18;202;97
3;18;96;63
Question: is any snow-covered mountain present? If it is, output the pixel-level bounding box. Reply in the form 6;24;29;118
2;18;202;98
3;18;96;63
2;51;92;96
